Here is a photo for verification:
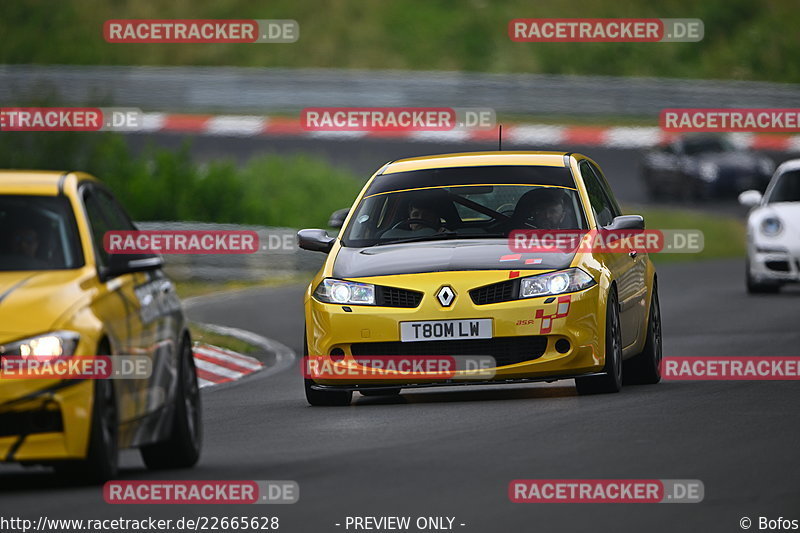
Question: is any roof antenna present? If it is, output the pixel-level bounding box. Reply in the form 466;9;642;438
498;124;503;151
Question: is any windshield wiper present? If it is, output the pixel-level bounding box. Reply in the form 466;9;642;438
374;232;506;246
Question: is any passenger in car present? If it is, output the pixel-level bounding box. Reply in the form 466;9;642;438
511;188;572;229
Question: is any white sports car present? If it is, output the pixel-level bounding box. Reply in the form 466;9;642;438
739;159;800;293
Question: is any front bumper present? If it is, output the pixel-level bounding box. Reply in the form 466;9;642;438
0;379;93;462
305;271;605;387
749;246;800;284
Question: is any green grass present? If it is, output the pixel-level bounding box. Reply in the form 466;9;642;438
1;0;798;83
189;323;260;355
633;206;746;263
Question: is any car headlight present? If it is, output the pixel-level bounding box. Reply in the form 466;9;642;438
761;217;783;236
0;331;80;359
699;162;719;182
759;158;775;175
519;268;596;299
314;279;375;305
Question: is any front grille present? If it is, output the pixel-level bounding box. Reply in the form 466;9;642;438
376;286;423;308
0;410;63;437
351;336;547;367
766;260;790;272
470;279;518;305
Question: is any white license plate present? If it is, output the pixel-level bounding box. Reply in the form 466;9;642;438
400;319;492;342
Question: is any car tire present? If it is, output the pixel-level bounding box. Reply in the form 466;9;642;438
54;377;119;483
624;282;663;385
575;288;623;395
360;388;401;397
746;260;781;294
140;339;202;470
303;328;352;406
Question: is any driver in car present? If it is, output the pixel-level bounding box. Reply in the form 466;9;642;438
12;226;41;259
407;196;449;232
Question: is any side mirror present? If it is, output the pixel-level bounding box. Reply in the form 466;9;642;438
605;215;645;231
738;190;762;207
297;229;335;253
101;253;163;281
328;208;350;229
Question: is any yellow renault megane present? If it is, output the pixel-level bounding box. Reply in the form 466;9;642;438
299;152;662;406
0;171;201;480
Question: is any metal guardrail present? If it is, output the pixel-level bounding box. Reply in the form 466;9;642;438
136;222;324;281
2;65;800;117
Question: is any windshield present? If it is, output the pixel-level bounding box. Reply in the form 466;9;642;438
342;182;587;248
682;136;734;155
767;169;800;203
0;195;84;271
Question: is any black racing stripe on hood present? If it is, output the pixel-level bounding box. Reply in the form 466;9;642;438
332;240;576;278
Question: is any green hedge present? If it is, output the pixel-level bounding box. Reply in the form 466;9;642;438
0;133;362;227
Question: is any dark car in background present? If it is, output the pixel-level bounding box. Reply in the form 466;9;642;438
640;134;774;201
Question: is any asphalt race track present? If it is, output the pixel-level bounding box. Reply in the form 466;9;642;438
2;258;799;532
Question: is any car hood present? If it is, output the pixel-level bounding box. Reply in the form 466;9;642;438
332;239;576;278
0;270;90;342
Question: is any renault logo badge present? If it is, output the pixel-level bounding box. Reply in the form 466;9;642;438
436;286;456;307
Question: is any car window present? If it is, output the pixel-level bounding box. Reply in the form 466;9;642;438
767;169;800;203
682;137;733;155
579;161;616;227
587;161;622;217
97;188;138;231
0;195;84;271
82;186;135;268
82;188;113;268
342;183;586;247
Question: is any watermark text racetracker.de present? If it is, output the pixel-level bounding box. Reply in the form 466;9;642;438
302;355;497;381
0;107;142;132
662;357;800;380
104;480;298;504
104;230;260;255
0;356;151;380
509;18;703;42
104;19;298;43
301;107;496;131
509;479;704;503
661;108;800;132
508;229;704;254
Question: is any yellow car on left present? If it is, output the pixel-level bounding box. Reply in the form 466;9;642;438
0;171;201;481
